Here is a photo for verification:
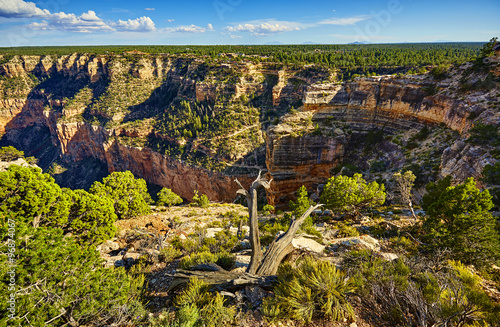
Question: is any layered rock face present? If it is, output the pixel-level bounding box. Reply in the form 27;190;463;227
266;75;486;205
55;121;254;201
303;77;473;133
266;112;346;206
1;54;303;201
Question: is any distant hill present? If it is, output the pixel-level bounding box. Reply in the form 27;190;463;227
349;41;372;45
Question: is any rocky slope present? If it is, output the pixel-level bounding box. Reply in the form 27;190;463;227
0;53;498;205
266;57;500;205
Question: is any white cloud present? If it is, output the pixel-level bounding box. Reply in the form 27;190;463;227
113;16;156;32
230;34;242;39
166;19;175;22
3;0;156;33
225;20;301;36
318;16;370;25
164;24;212;33
29;10;114;33
0;0;50;18
145;8;155;11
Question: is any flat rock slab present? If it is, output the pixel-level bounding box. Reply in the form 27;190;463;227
291;236;326;254
329;234;381;252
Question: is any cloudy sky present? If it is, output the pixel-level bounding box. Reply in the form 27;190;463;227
0;0;498;46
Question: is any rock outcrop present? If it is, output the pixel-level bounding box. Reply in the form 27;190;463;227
55;121;253;201
266;112;346;206
303;77;473;133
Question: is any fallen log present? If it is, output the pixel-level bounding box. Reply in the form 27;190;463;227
167;268;277;292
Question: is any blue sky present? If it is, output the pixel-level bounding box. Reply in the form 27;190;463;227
0;0;498;46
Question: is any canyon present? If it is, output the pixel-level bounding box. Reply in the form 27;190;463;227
0;53;498;205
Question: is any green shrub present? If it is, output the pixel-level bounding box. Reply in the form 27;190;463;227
422;177;500;267
191;190;209;208
171;236;200;254
203;230;238;253
389;236;419;255
0;220;146;326
467;123;500;146
200;292;235;327
263;257;355;323
179;251;235;270
176;304;200;327
335;222;360;238
90;171;152;219
320;173;386;216
174;278;211;309
156;188;183;207
262;204;275;215
66;189;117;244
159;247;182;263
430;64;450;80
289;185;314;219
0;146;24;161
174;278;235;327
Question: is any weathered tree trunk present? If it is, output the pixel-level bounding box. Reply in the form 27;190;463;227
168;268;277;291
235;171;272;274
236;172;322;275
256;204;323;275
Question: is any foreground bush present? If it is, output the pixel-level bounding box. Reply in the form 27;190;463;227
0;216;146;326
0;165;117;244
263;257;355;323
173;278;235;327
156;187;183;207
342;250;500;326
179;251;235;270
422;177;500;267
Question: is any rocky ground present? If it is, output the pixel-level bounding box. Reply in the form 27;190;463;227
97;203;422;326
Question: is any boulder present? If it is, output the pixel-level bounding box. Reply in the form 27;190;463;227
329;235;380;252
96;240;120;253
205;227;224;238
103;255;124;268
380;252;399;261
291;236;326;254
123;252;142;267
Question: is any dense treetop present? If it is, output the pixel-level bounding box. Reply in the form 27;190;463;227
0;42;483;70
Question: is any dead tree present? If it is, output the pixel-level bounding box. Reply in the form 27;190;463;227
168;171;322;290
234;170;272;274
255;203;322;275
236;171;322;275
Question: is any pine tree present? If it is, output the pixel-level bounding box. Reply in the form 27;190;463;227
422;177;500;267
157;188;183;207
320;173;385;216
90;171;151;219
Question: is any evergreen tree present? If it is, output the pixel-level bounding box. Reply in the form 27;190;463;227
422;177;500;267
66;189;117;244
156;188;183;207
90;171;152;219
320;173;385;216
0;216;145;325
289;185;314;218
0;165;70;228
